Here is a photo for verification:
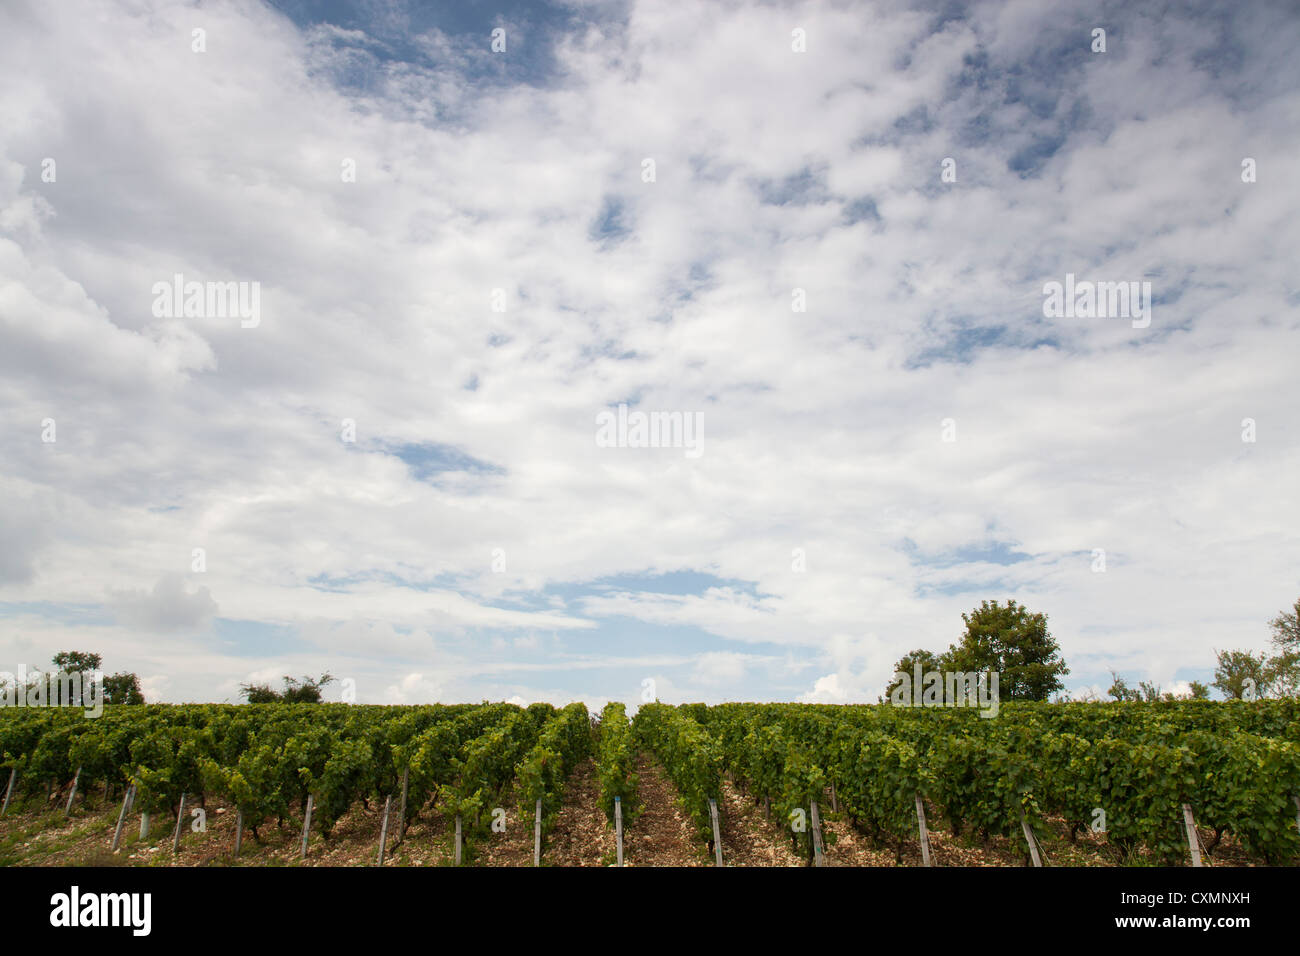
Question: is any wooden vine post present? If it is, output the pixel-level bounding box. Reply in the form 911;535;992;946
397;766;410;842
1019;810;1043;868
377;794;392;865
2;767;16;816
709;798;723;866
300;794;314;859
1182;803;1203;867
533;798;543;867
111;783;135;852
172;793;187;854
810;800;826;867
614;795;624;867
64;766;82;817
915;792;933;867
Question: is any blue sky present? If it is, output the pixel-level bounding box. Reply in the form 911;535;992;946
1;0;1298;707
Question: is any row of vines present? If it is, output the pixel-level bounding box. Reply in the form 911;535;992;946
3;699;1298;864
697;699;1300;863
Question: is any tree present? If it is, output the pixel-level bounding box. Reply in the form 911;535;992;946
884;647;948;698
1187;680;1210;700
51;651;102;673
1264;598;1300;697
1137;680;1162;702
1263;653;1299;699
240;682;281;703
240;673;335;704
103;672;145;705
1212;649;1268;700
49;651;143;705
1269;597;1300;647
945;599;1069;701
1107;671;1140;702
281;673;335;703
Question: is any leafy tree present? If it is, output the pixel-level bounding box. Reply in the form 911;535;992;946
1107;671;1140;702
945;599;1069;701
240;682;280;703
1212;649;1268;700
1264;598;1300;697
51;651;102;672
49;651;142;705
1137;681;1163;702
1269;597;1300;646
885;647;948;698
104;672;145;705
240;673;335;703
1187;680;1210;700
1263;654;1299;699
282;673;335;703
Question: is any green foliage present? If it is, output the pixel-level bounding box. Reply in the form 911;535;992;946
240;673;335;704
1213;649;1268;700
49;651;143;706
1108;671;1140;702
947;599;1069;700
4;698;1299;866
595;702;639;826
438;707;541;843
517;703;591;842
51;651;102;673
844;732;930;848
103;673;145;705
706;706;832;860
633;703;722;846
129;721;210;815
401;704;509;825
699;699;1300;864
886;648;948;699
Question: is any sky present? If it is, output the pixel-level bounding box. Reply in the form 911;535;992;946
0;0;1297;708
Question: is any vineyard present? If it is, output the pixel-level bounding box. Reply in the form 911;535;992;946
2;699;1298;867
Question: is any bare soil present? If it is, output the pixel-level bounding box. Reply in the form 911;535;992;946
542;758;615;866
622;752;704;866
716;776;805;867
0;772;1272;868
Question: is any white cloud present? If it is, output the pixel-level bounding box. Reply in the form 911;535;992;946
384;672;444;705
109;574;218;633
0;0;1296;704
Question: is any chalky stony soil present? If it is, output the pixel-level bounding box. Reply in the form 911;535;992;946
0;767;1257;867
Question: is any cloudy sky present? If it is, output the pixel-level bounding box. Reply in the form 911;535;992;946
1;0;1297;707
